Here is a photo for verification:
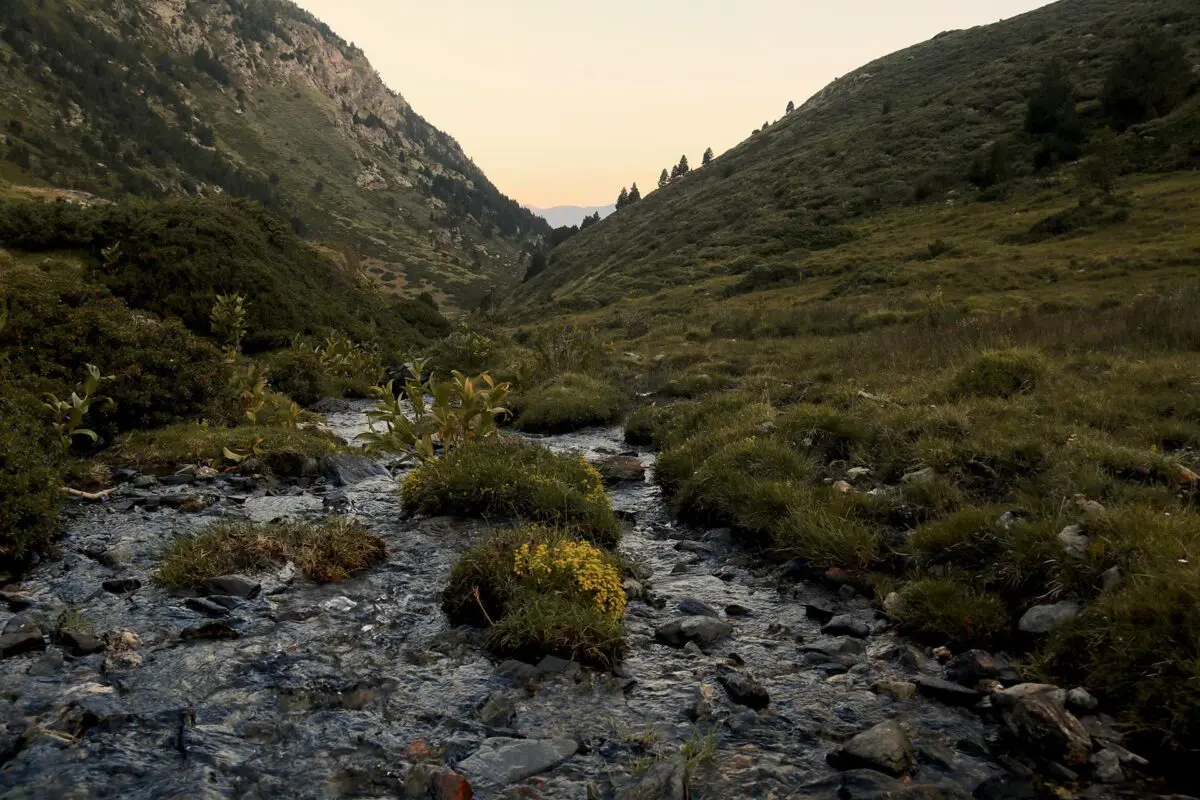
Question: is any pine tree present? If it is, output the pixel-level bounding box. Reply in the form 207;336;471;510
1102;27;1192;130
628;183;641;203
670;164;681;180
616;187;629;209
677;155;690;176
702;147;714;166
659;168;670;188
786;100;795;114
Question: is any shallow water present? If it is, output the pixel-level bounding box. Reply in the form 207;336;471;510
1;403;1005;798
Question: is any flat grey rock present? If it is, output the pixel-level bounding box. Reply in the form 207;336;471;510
654;616;732;648
319;453;390;486
1018;600;1080;634
457;737;577;785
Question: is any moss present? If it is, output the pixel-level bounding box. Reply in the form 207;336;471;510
0;387;63;567
443;526;626;668
951;348;1047;399
514;373;625;434
113;422;341;471
401;437;621;546
155;518;387;588
890;579;1011;648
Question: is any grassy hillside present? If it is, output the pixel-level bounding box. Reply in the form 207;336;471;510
0;0;549;308
509;0;1199;315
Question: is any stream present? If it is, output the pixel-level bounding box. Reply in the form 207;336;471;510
1;401;1017;798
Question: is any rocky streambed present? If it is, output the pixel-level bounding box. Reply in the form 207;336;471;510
0;402;1150;798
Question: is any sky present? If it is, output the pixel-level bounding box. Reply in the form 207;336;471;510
292;0;1055;208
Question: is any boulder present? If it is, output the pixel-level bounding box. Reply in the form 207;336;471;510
617;754;687;800
457;737;577;785
1017;601;1080;635
994;684;1091;766
718;671;770;710
827;720;915;777
944;650;1018;686
654;616;732;649
0;616;45;658
319;453;390;486
1065;687;1098;713
596;456;646;485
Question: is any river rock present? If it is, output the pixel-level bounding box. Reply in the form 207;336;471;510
724;604;752;617
181;620;241;641
101;577;142;594
994;684;1091;766
186;597;231;618
677;598;720;618
404;764;473;799
27;649;63;677
618;754;687;800
821;614;871;639
319;453;390;486
1017;601;1080;635
827;719;915;777
872;680;917;700
944;650;1018;686
457;737;577;785
60;630;105;656
654;616;732;649
916;676;982;706
718;671;770;710
972;775;1037;800
0;616;45;658
805;601;838;623
200;574;261;599
596;456;646;485
1066;687;1098;713
1090;749;1124;783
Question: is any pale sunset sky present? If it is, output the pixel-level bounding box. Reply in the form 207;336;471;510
293;0;1056;208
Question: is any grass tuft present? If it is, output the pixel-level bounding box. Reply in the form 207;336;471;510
890;578;1011;648
514;373;625;434
950;348;1047;399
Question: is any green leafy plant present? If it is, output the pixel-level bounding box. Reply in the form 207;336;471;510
42;364;114;450
210;293;249;355
358;358;511;463
232;363;269;424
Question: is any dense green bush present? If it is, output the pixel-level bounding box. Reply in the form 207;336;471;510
514;373;625;434
401;437;621;546
2;258;234;438
0;198;450;353
443;526;626;667
951;348;1047;398
260;347;331;407
0;386;63;566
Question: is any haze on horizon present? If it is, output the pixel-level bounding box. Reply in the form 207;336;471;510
293;0;1056;209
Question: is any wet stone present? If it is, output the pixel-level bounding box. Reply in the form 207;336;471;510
27;649;63;677
724;603;752;617
944;650;1018;686
718;671;770;710
821;614;871;639
804;601;838;623
181;620;241;641
535;654;580;677
319;453;390;486
916;676;983;706
827;719;915;777
676;598;720;618
617;754;687;800
60;630;105;656
494;659;539;684
186;597;231;618
457;737;577;785
0;616;45;658
654;616;732;649
101;577;142;594
0;591;34;611
200;574;261;599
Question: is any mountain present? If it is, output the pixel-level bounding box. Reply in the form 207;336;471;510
527;204;617;229
0;0;549;309
508;0;1198;315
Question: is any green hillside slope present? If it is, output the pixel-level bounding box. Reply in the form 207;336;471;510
509;0;1198;315
0;0;548;309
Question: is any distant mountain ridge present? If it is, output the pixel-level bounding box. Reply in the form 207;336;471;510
527;204;617;229
0;0;549;308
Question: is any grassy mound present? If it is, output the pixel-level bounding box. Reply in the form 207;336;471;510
514;373;625;434
890;579;1011;649
156;518;387;587
401;437;621;546
0;386;63;567
114;422;341;472
950;348;1047;399
442;526;625;667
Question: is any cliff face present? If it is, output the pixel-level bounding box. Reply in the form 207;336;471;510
0;0;546;308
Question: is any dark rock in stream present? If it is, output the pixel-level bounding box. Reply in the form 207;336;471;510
719;670;770;710
794;769;970;799
0;616;45;657
821;614;872;639
676;597;720;618
102;577;143;594
618;754;687;800
185;597;232;618
945;650;1019;686
180;620;241;641
917;676;984;706
59;630;105;656
654;616;733;648
200;574;261;599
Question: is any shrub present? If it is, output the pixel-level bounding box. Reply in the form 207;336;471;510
889;579;1010;648
0;386;63;566
624;404;670;446
907;506;1006;569
776;404;875;464
401;437;621;546
951;348;1047;398
2;259;234;438
261;347;331;407
514;373;624;434
156;518;387;587
443;526;625;667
